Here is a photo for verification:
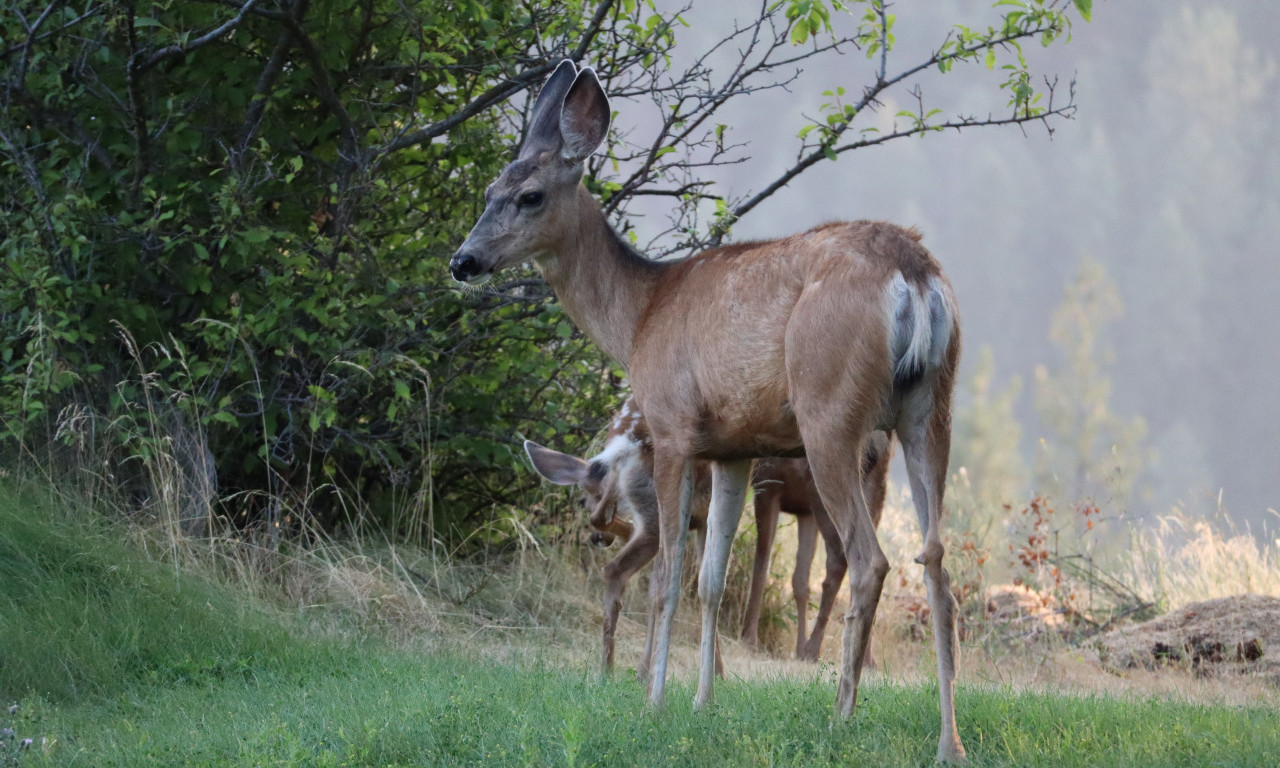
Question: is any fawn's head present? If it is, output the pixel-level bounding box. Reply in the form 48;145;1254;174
523;399;651;545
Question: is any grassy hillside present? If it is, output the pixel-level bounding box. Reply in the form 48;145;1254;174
0;486;329;702
2;486;1278;767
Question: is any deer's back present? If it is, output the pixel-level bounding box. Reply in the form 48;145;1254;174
629;221;947;458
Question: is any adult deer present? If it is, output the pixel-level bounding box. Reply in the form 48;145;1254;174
450;61;966;762
525;397;891;676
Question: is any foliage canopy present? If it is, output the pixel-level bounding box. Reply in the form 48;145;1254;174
0;0;1085;540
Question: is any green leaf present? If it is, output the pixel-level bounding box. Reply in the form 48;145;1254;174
1073;0;1092;23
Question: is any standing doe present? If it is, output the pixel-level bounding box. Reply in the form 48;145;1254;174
451;61;966;762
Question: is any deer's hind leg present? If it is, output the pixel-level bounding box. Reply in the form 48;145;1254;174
742;488;781;651
791;511;819;658
897;377;966;763
802;503;847;661
803;437;888;720
786;292;892;720
810;431;890;665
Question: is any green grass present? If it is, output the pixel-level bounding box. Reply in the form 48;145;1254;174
2;487;1278;767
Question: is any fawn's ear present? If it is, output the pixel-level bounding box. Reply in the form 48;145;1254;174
520;59;578;159
559;67;611;163
523;440;590;486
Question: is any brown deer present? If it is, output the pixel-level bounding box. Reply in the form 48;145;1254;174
451;61;966;762
525;397;892;677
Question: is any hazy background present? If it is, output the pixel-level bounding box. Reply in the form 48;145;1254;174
622;1;1279;530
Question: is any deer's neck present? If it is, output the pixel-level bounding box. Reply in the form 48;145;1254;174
539;186;666;367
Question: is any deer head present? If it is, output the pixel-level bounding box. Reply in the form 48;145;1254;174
450;60;611;284
523;442;641;546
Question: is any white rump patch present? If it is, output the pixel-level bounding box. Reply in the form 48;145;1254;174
884;273;954;381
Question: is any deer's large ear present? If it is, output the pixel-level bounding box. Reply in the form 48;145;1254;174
524;440;589;486
521;60;578;158
559;68;610;163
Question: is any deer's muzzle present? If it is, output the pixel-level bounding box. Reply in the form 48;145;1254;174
449;249;486;283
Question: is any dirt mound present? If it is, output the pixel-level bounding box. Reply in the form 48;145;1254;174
1098;594;1280;683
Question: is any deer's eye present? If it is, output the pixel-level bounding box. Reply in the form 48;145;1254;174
518;191;544;209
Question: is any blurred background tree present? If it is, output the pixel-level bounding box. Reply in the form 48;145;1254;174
1032;257;1151;512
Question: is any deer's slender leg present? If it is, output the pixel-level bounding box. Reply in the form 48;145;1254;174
694;526;725;679
802;505;847;661
741;489;781;650
787;302;890;719
637;545;664;685
820;457;888;720
899;383;966;763
600;525;660;678
694;459;752;710
790;400;885;715
791;511;818;658
646;452;695;708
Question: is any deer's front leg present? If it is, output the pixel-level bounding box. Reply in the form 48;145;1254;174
638;545;664;685
600;526;660;678
694;459;752;710
646;451;695;708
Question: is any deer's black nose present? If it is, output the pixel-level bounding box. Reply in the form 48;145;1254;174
449;250;481;282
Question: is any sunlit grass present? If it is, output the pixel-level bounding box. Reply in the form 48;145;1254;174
9;649;1279;767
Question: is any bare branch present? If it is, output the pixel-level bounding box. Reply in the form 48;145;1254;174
236;24;295;152
379;64;557;155
572;0;618;61
8;0;61;92
123;3;151;195
731;77;1077;225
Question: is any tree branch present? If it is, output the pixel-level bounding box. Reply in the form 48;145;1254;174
273;4;358;160
236;2;302;152
379;0;618;156
712;12;1076;237
1;3;104;61
133;0;260;73
731;76;1077;224
380;64;555;155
